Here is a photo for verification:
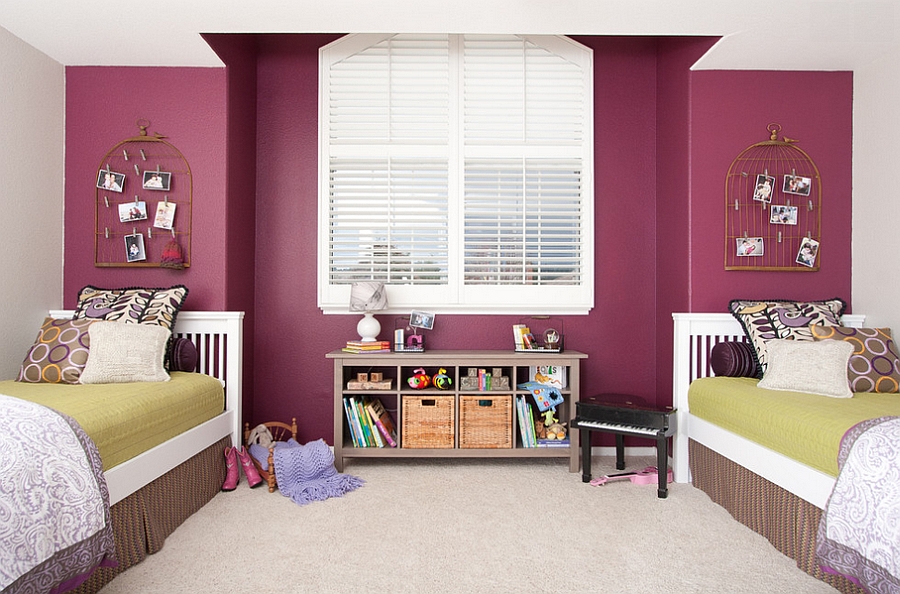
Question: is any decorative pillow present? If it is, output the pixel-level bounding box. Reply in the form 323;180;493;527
80;322;171;384
758;339;854;398
73;285;189;331
710;341;760;378
729;298;846;377
16;317;98;384
168;337;199;373
811;326;900;393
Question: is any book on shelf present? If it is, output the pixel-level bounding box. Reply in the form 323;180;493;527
536;438;570;448
343;398;360;447
529;364;567;389
356;397;379;447
512;324;529;350
516;395;536;448
364;397;398;447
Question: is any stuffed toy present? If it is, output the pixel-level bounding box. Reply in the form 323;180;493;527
545;422;567;440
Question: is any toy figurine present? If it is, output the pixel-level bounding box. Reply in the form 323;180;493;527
408;367;430;389
432;368;452;390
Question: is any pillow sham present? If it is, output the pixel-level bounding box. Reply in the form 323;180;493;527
73;284;188;331
710;341;760;378
16;317;97;384
729;298;846;377
757;339;853;398
811;326;900;393
80;322;171;384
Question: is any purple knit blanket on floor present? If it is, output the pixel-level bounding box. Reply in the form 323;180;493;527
272;439;363;505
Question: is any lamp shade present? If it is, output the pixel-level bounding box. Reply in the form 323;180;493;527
349;281;387;312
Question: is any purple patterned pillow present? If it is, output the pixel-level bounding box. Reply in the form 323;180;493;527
17;317;97;384
811;326;900;393
710;341;760;378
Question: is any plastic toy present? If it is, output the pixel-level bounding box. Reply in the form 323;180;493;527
432;368;452;390
589;466;673;487
408;367;430;389
517;381;564;412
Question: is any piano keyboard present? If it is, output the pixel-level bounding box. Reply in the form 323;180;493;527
574;419;660;436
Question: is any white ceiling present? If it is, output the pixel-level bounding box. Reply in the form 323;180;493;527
0;0;896;69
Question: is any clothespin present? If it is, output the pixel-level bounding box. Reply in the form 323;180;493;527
123;149;129;161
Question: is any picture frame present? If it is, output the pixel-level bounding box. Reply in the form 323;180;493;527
118;201;148;223
796;237;819;267
153;201;176;230
97;169;126;193
125;232;146;263
142;170;171;191
752;174;775;203
769;204;798;225
409;310;435;330
783;174;812;196
736;236;764;257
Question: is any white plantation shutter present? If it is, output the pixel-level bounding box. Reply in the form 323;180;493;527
320;34;593;314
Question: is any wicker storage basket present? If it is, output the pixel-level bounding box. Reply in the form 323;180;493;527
402;395;455;448
459;395;512;449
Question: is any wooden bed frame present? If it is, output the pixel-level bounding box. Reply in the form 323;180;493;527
49;309;244;505
671;312;865;509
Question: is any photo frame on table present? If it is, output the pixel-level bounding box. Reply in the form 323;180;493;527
97;169;126;193
409;310;435;330
142;170;171;191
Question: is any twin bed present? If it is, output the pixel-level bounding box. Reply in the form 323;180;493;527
672;311;899;594
2;309;243;594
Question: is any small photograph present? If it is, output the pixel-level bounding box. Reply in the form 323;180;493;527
125;233;146;263
796;237;819;267
783;174;812;196
142;170;171;191
752;174;775;203
97;169;126;193
153;201;177;230
409;310;435;330
770;204;798;225
736;237;764;257
118;201;148;223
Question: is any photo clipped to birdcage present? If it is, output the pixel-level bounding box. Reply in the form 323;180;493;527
769;204;798;225
143;170;171;191
153;200;176;230
97;169;126;193
796;237;819;268
783;174;812;196
752;174;775;203
125;232;146;263
736;236;764;257
118;201;147;223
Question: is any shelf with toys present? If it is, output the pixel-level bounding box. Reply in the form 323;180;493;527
326;349;587;472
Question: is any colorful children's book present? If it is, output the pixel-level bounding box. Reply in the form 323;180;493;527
365;397;398;447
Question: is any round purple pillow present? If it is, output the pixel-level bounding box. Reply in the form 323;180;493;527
710;341;760;378
168;337;199;373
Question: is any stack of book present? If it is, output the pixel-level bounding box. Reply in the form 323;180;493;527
342;340;391;353
343;396;398;447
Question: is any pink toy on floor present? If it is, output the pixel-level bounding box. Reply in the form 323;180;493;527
589;466;673;487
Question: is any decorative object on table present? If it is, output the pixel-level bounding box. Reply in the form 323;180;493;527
514;316;564;352
460;368;479;391
407;367;431;389
395;310;434;352
432;368;452;390
490;367;510;390
349;281;388;342
346;372;392;390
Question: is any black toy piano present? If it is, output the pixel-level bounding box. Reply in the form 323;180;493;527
572;394;677;498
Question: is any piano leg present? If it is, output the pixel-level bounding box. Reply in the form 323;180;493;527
581;429;592;483
615;434;625;470
656;434;668;499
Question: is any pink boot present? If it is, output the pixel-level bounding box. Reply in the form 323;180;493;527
237;446;263;488
222;446;240;491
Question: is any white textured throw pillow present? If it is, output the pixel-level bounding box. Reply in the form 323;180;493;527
758;339;854;398
80;321;171;384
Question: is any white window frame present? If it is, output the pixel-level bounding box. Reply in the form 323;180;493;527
318;33;594;315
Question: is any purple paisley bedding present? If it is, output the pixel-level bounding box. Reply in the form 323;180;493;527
817;416;900;594
0;394;116;594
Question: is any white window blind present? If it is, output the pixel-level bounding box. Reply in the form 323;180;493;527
319;34;593;314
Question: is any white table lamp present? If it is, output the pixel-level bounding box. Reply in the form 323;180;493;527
349;281;388;342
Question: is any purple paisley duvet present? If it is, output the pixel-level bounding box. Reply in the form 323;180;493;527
0;394;116;594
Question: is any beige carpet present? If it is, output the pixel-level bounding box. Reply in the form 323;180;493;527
99;456;836;593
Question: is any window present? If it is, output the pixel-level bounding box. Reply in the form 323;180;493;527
319;34;593;314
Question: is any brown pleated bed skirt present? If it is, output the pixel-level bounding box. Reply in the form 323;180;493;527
71;435;230;594
689;440;865;594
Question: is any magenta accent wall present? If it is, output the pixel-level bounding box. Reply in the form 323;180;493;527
62;38;854;448
64;67;228;310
